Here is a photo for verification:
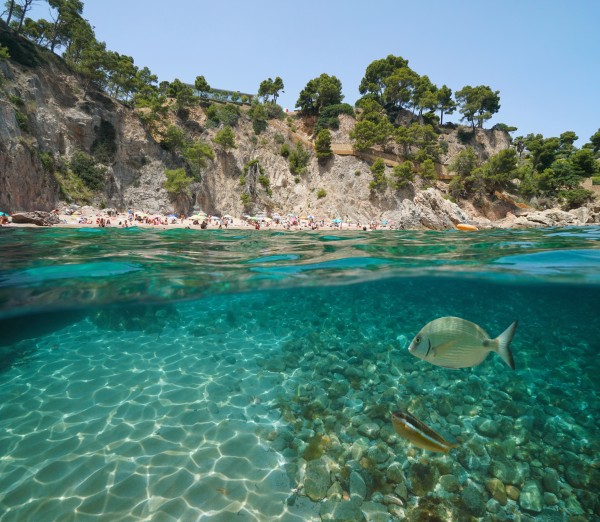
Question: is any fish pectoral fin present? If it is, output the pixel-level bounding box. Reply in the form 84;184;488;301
431;339;460;358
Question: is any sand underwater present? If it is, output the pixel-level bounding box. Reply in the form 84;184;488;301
0;226;599;521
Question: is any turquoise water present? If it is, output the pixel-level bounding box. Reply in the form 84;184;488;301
0;226;599;521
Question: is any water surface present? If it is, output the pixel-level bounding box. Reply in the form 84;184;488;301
0;226;598;520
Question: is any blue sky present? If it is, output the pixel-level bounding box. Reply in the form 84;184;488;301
30;0;600;144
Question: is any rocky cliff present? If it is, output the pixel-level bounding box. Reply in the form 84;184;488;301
1;30;597;229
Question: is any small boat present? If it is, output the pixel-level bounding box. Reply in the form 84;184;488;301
456;223;478;231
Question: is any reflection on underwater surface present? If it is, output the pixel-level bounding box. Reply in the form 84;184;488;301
0;225;599;320
0;227;599;520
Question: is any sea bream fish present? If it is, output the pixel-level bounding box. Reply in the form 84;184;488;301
391;411;458;453
408;316;518;369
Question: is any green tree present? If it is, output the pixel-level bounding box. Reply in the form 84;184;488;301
69;150;106;190
194;75;211;97
412;75;438;119
47;0;84;53
6;0;35;33
4;0;16;25
296;73;343;116
164;168;193;213
248;99;268;134
213;126;236;150
350;119;393;151
391;161;414;189
588;128;600;153
436;85;456;125
182;141;214;180
160;124;187;151
455;85;500;129
382;67;417;114
449;147;478;178
413;124;441;163
315;128;333;159
559;131;578;157
477;148;518;194
167;78;195;111
258;76;284;103
0;43;9;60
164;168;192;197
288;144;310;175
369;158;387;191
358;54;410;105
520;133;560;172
420;158;437;182
394;124;417;156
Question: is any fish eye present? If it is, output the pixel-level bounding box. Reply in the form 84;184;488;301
415;337;421;344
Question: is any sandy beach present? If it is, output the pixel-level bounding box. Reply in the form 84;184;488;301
3;206;388;232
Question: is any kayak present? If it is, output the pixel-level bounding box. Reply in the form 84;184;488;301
456;223;479;231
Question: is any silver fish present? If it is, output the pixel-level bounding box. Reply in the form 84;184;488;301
408;316;517;369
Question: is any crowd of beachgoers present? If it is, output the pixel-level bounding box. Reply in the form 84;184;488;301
5;205;393;231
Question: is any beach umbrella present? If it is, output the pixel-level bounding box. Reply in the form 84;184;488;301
0;211;7;217
167;214;178;219
332;218;342;223
223;214;233;219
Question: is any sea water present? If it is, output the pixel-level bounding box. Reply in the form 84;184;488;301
0;226;599;521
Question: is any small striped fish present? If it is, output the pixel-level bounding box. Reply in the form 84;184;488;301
391;411;458;453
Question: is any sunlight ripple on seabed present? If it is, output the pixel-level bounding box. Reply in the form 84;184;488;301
0;313;317;521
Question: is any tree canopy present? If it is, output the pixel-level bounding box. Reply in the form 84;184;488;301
296;73;343;116
258;76;284;104
455;85;500;129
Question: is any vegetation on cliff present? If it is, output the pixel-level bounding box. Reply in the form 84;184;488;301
1;0;599;215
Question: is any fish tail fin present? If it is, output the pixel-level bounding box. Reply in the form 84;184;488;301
495;320;518;370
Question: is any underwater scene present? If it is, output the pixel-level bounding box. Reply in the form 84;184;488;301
0;227;599;521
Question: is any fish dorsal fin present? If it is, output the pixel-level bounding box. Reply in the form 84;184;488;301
431;338;460;358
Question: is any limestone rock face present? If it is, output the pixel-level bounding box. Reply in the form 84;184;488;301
1;34;595;228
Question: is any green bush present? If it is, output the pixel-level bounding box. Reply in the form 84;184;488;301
258;175;272;196
560;188;594;210
316;188;327;199
315;103;355;132
280;143;291;158
14;110;29;132
9;95;25;108
288;144;310;175
38;152;56;173
315;129;333;159
253;118;267;134
213;126;236;149
457;127;474;144
70;151;106;191
206;103;240;127
160;125;187;151
591;176;600;186
164;168;192;197
240;192;251;205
